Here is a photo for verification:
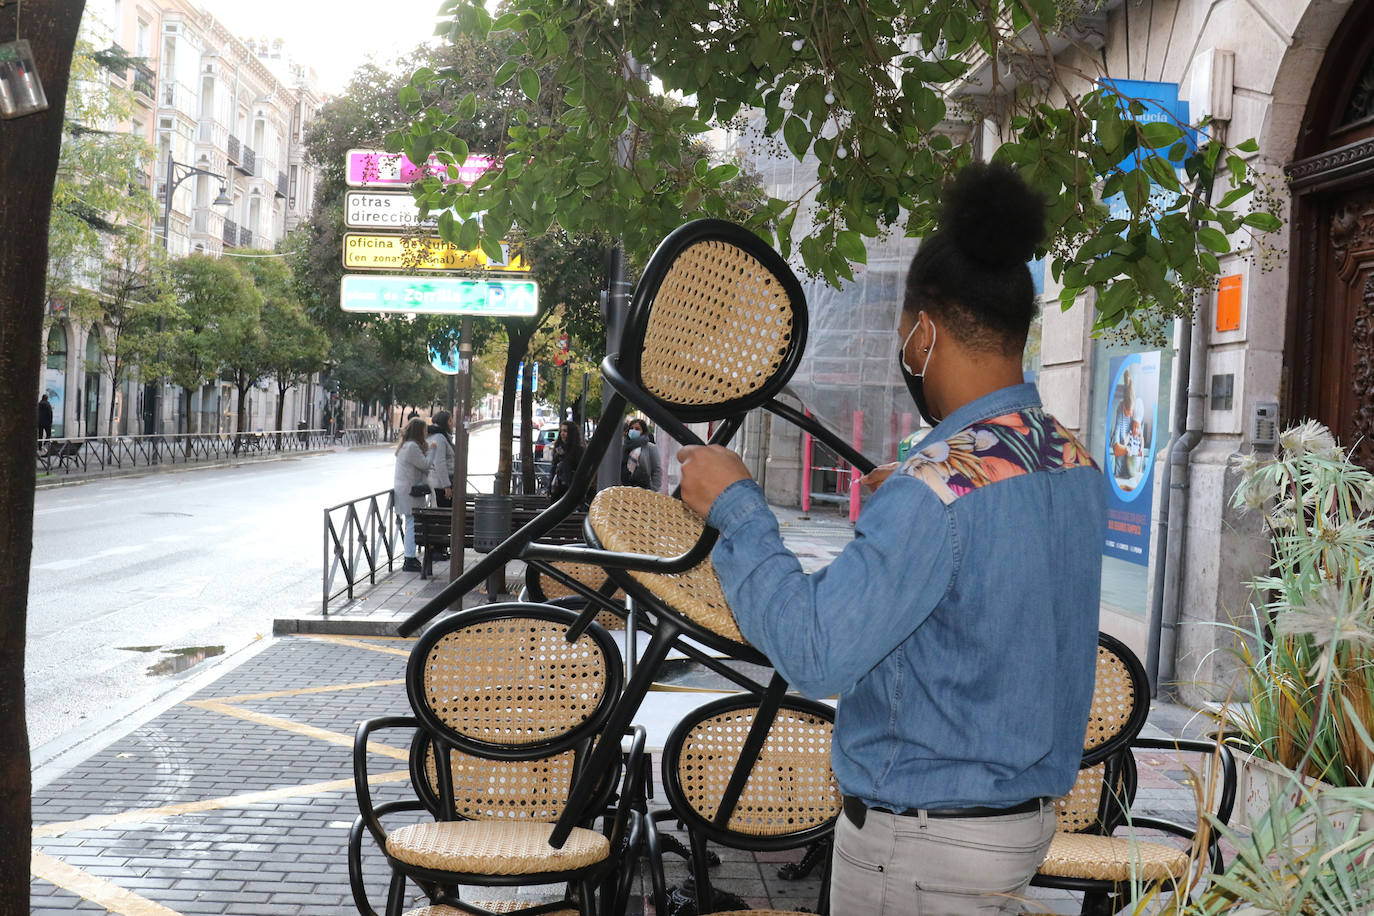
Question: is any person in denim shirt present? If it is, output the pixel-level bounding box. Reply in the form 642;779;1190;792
680;162;1105;916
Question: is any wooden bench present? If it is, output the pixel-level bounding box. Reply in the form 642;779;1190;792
37;440;82;472
413;495;588;580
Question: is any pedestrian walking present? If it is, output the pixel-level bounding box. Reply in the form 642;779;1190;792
393;417;430;573
679;161;1106;916
37;394;53;440
426;412;456;561
547;420;583;502
621;418;661;491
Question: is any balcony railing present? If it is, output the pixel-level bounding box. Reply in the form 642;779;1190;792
239;146;256;176
192;210;224;234
226;134;241;165
197;119;228;150
222;218;238;247
239;226;254;248
132;61;155;100
275;171;288;198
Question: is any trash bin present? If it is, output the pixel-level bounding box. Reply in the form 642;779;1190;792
473;493;512;553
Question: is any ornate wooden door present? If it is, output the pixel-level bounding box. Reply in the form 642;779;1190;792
1286;0;1374;466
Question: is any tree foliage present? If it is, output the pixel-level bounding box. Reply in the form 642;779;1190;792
243;256;329;434
48;35;156;314
407;0;1283;342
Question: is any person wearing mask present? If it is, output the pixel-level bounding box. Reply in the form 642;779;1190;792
426;411;456;561
621;418;662;491
393;417;430;573
548;420;583;502
678;162;1105;915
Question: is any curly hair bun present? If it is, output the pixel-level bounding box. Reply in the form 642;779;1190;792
941;161;1047;268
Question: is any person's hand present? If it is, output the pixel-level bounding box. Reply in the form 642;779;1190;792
678;445;751;517
861;462;898;491
444;487;452;498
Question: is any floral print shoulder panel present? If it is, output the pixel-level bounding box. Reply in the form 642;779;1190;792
896;408;1098;506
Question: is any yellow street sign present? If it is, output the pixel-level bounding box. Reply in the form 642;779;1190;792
341;233;529;272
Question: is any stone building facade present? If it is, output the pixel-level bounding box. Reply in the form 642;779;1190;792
40;0;326;439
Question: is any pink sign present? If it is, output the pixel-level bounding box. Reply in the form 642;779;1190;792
345;149;494;188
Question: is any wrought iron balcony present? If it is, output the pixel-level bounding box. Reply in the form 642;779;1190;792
275;171;288;198
240;146;256;177
239;226;254;248
222;218;239;247
227;134;241;165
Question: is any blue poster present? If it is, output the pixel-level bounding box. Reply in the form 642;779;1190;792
1103;351;1160;565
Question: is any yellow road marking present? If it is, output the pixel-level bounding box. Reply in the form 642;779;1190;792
297;633;413;657
34;770;409;838
186;699;410;761
32;850;183;916
205;678;404;705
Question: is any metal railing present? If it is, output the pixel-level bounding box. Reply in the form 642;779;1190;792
323;488;399;615
34;427;379;476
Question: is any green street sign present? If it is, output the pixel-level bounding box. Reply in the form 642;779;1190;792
340;275;539;316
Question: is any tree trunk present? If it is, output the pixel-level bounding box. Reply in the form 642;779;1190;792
497;324;532;497
275;383;288;450
520;360;535;494
0;6;85;910
182;387;194;435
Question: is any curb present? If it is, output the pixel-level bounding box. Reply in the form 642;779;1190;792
33;447;337;489
271;616;408;637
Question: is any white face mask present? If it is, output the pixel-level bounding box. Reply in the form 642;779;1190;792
900;317;936;377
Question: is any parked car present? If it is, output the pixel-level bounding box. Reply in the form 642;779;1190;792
533;425;559;460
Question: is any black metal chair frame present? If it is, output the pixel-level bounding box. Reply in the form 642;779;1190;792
658;693;838;915
350;604;648;916
1031;634;1237;916
397;221;877;851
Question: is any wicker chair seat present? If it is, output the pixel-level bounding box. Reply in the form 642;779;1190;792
387;820;609;875
1038;832;1191;883
587;487;745;644
404;906;578;916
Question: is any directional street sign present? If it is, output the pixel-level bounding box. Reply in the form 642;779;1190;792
342;233;528;272
341;275;539;316
345;190;439;229
345;149;493;188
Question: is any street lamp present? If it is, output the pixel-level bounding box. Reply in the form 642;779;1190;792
153;151;232;438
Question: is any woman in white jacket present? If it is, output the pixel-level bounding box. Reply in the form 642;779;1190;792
393;417;430;572
425;411;456;561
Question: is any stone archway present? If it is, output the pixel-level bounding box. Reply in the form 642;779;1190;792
1284;0;1374;465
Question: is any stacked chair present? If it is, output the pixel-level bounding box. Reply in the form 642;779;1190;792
348;604;651;915
1031;634;1237;915
397;219;874;863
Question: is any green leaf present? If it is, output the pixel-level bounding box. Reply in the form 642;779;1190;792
1140;120;1183;149
456;92;477;121
575;166;603;188
518;68;540;102
1097;279;1136;319
1197;226;1231;253
835;230;867;264
1242;211;1283;232
457;218;480;251
705;163;740;185
480;234;505;263
494;61;518;86
783;116;811;159
1235;138;1259;153
1217;183;1254;209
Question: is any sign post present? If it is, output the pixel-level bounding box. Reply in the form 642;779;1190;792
452;317;473;582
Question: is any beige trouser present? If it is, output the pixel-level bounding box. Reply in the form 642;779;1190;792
829;800;1056;915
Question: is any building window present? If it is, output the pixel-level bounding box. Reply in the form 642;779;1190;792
45;329;68;438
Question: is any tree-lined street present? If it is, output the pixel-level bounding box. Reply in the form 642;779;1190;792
26;430;504;760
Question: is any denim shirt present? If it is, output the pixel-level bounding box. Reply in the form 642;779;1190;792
708;383;1106;810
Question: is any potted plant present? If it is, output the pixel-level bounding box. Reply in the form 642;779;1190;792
1226;420;1374;832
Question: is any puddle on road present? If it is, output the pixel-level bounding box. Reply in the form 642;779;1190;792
116;645;161;653
142;645;225;677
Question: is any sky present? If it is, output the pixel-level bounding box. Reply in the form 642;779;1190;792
203;0;448;94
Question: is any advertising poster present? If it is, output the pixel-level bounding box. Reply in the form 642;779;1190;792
43;367;65;438
1103;351;1160;566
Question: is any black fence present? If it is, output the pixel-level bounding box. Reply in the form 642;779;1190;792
323;488;399;616
35;428;380;476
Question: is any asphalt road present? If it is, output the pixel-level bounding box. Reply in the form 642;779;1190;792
26;427;506;761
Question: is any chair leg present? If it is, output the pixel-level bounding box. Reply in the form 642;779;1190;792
1080;889;1123;916
552;625;680;847
384;870;407;916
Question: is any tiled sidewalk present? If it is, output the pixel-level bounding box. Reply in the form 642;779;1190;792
31;504;1228;914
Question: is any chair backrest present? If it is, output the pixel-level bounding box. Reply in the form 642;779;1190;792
616;220;809;422
412;734;578;823
406;603;624;760
1054;633;1149;834
523;559;626;632
662;694;840;850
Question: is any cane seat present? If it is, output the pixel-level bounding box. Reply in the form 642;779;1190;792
586;486;744;645
386;820;610;874
1038;833;1192;883
404;906;577;916
524;555;625;632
